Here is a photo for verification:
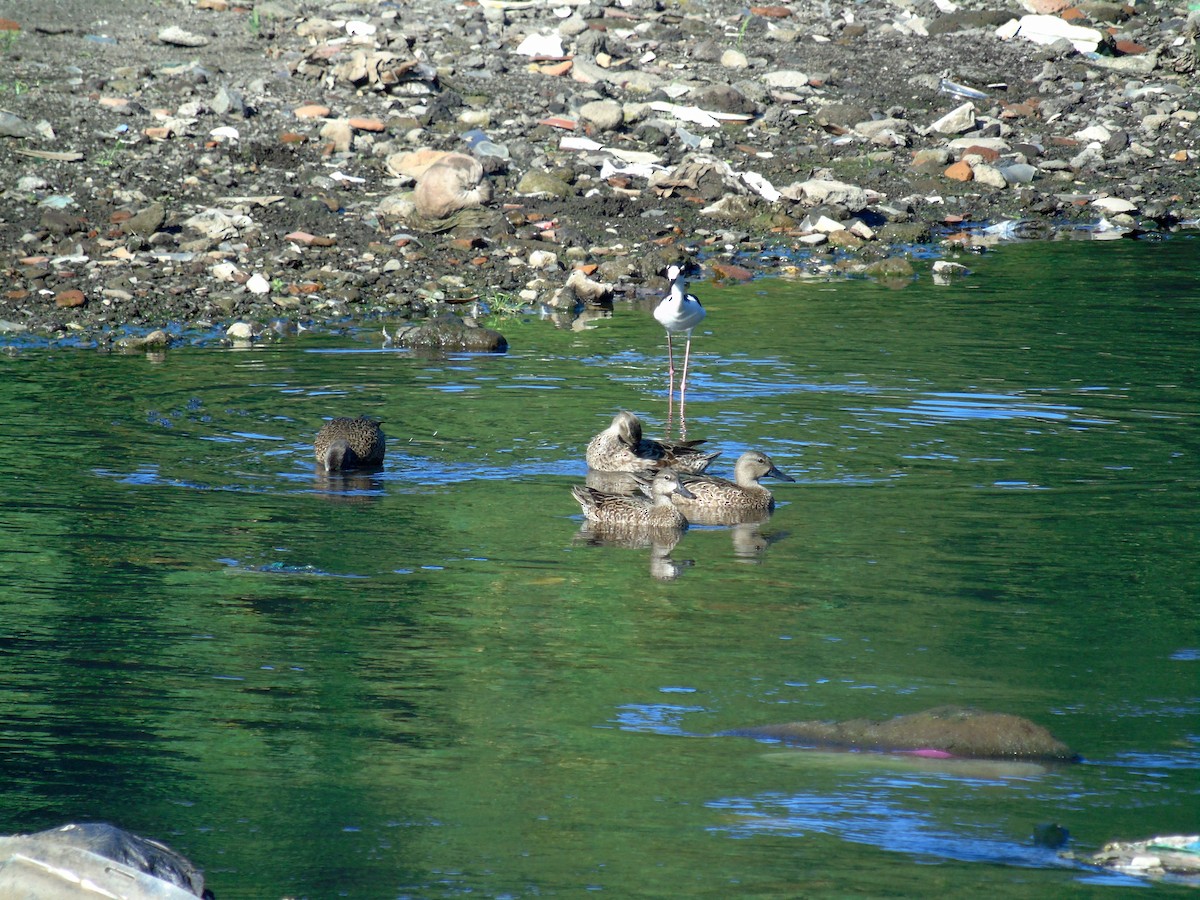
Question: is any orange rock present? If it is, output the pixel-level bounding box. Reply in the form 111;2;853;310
18;256;48;266
293;104;331;119
575;263;599;275
144;126;173;141
1000;96;1040;118
961;144;1000;163
1170;150;1190;162
1115;39;1147;54
944;160;974;182
1022;0;1070;10
470;256;489;266
539;116;577;130
749;5;792;16
0;18;19;30
1061;7;1085;20
4;289;29;300
55;289;86;308
711;262;753;281
279;131;307;144
539;60;573;76
348;116;385;132
98;97;130;109
196;0;229;9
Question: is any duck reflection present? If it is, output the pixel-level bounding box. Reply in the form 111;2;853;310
571;469;695;581
729;519;788;563
312;467;386;504
573;523;693;583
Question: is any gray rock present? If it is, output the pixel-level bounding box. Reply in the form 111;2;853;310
762;69;810;90
1000;163;1038;183
516;170;574;198
720;49;749;69
780;178;870;210
0;111;36;139
930;102;977;135
695;84;759;116
972;163;1008;188
124;202;166;236
0;823;207;898
579;99;623;132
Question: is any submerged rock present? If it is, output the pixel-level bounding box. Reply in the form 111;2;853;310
725;706;1079;760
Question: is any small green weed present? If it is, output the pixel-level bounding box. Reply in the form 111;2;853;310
481;291;529;316
95;143;123;167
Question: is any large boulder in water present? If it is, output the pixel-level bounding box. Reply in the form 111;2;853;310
0;822;210;898
725;706;1079;761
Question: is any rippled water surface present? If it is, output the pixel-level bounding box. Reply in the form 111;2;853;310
1;240;1197;898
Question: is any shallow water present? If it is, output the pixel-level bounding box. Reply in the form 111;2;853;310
0;240;1197;898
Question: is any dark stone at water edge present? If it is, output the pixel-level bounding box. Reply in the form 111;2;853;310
389;315;508;353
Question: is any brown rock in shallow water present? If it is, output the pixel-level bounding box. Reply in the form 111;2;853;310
726;707;1079;760
414;153;491;220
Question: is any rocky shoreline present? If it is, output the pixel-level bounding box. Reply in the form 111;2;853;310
0;0;1196;348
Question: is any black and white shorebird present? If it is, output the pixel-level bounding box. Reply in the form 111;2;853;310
654;264;706;409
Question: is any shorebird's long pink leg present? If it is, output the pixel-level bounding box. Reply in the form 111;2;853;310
678;332;693;439
665;332;676;438
680;331;694;397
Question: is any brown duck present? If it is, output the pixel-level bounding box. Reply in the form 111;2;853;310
585;410;718;474
314;417;386;471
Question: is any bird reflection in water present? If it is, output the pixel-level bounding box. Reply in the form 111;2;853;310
312;468;386;504
574;523;693;583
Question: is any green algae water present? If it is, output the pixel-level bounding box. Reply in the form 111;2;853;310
0;239;1196;898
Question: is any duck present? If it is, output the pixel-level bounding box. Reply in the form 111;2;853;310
572;468;695;530
314;416;386;471
645;450;794;525
585;410;719;474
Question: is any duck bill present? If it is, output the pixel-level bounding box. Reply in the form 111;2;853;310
769;466;796;482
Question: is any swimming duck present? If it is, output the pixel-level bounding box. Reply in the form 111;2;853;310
314;416;386;471
585;410;718;474
646;450;794;525
572;468;696;530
